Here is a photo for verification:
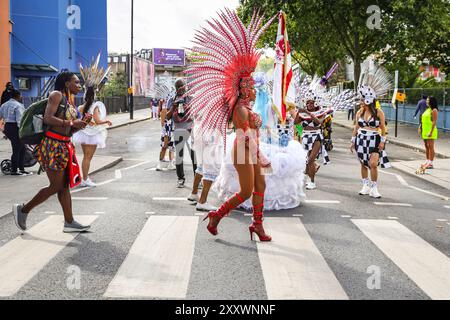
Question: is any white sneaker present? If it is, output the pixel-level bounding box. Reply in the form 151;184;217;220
306;182;317;190
156;161;164;171
369;183;382;199
196;202;217;212
359;180;371;196
187;193;200;202
80;180;88;188
84;178;97;188
167;161;176;171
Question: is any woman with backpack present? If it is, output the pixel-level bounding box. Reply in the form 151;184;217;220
13;71;92;233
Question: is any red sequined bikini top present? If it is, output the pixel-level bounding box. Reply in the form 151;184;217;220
233;105;262;131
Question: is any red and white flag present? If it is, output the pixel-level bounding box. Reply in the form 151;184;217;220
272;11;296;123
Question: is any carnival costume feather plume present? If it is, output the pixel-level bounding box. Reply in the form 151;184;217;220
185;8;275;138
79;54;110;89
151;81;175;100
358;62;393;105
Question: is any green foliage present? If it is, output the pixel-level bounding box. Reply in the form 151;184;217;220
238;0;449;87
100;72;128;98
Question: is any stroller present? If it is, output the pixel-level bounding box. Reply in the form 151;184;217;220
1;137;38;175
322;114;334;152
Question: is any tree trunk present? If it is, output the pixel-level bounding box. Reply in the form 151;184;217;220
354;55;361;89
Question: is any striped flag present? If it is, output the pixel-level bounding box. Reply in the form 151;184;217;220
272;11;296;123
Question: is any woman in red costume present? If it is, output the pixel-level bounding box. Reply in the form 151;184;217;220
186;9;275;242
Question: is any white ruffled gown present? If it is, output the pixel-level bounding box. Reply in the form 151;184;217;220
213;132;307;211
72;101;108;149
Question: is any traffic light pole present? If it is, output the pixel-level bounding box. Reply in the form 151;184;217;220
129;0;134;120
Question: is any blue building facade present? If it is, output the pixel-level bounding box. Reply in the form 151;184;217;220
10;0;108;97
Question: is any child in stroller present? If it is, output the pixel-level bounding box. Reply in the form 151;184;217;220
1;137;38;175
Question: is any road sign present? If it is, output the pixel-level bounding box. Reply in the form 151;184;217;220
396;92;406;102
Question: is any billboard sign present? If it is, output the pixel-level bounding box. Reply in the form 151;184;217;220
153;48;185;66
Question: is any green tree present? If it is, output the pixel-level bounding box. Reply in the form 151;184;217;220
238;0;449;87
100;72;128;98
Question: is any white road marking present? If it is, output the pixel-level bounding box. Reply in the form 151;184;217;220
374;202;413;207
341;215;352;218
388;217;399;220
0;210;11;219
0;215;98;297
436;219;448;222
44;211;55;214
71;197;108;201
292;214;303;217
305;200;341;204
352;219;450;300
445;206;450;210
152;197;188;201
257;218;348;300
244;214;253;217
380;170;409;186
94;212;106;215
122;161;152;171
145;167;157;171
104;216;198;299
380;170;449;201
71;162;152;194
408;186;449;202
145;212;156;215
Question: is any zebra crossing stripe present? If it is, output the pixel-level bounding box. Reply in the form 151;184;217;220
257;218;349;300
104;216;199;299
0;215;98;297
352;219;450;300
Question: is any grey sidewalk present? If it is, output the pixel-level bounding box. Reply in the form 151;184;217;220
334;111;450;191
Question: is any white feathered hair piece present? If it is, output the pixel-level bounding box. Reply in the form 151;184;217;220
358;62;393;105
151;81;175;100
79;54;110;89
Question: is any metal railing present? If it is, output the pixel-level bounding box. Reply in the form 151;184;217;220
23;96;152;115
381;88;449;132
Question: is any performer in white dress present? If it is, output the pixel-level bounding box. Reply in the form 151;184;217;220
72;56;112;187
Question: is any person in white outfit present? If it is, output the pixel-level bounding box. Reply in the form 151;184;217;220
187;118;222;212
72;87;112;187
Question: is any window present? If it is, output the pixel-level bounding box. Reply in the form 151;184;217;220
68;38;72;59
18;78;31;91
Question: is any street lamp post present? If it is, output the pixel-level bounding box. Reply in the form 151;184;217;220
129;0;134;120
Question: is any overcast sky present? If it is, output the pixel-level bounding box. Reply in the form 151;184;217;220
107;0;240;53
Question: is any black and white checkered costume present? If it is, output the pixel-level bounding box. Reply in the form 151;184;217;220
356;129;391;168
302;130;330;165
161;119;174;151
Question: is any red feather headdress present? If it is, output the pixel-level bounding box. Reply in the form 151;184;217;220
185;8;275;140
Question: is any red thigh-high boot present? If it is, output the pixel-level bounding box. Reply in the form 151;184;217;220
203;193;245;236
249;191;272;242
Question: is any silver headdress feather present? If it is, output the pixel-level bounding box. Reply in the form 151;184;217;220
79;54;110;89
151;81;175;100
358;62;393;105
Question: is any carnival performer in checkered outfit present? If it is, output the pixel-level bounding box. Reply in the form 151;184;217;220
294;76;334;191
350;63;392;199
